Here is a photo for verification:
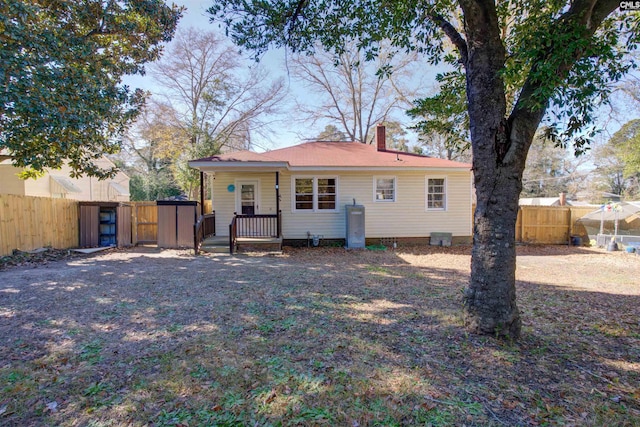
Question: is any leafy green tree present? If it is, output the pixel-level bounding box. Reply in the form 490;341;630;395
609;119;640;178
120;101;183;201
408;68;470;158
0;0;182;178
316;125;349;141
210;0;638;338
592;119;640;199
414;131;472;162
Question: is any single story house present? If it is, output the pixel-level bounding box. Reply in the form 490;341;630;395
0;154;130;202
188;125;473;247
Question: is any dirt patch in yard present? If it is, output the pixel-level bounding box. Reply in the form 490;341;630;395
0;245;638;426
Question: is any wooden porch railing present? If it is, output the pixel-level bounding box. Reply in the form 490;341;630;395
194;211;216;255
229;211;281;254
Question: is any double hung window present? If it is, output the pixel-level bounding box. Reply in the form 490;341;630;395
293;177;337;212
374;177;396;202
426;178;446;210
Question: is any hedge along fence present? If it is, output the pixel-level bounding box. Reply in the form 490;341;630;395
0;194;79;256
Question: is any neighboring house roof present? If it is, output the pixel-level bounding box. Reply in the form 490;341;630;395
0;148;11;162
519;197;597;207
190;141;471;172
519;197;561;206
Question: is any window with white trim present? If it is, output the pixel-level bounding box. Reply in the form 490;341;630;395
293;177;338;212
374;177;396;202
426;177;446;210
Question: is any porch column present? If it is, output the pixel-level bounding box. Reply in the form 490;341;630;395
200;171;204;216
275;171;280;237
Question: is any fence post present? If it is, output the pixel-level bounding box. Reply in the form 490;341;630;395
568;207;573;242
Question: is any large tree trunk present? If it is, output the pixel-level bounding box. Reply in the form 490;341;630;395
464;162;523;337
456;0;617;339
459;0;526;338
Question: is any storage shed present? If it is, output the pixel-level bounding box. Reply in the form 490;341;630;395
79;202;132;248
157;201;198;249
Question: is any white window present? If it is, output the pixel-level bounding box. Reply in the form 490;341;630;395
317;178;337;210
293;177;338;212
426;177;446;210
294;178;314;210
374;177;396;202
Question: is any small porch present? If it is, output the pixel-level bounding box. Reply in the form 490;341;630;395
196;212;283;254
193;170;284;254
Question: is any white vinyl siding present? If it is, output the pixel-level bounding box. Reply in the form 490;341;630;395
208;170;471;239
374;176;396;202
210;172;277;236
426;177;446;211
279;171;472;239
292;176;338;212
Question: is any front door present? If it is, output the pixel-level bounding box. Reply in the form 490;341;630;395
236;181;259;216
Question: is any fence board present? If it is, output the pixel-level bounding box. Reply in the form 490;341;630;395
131;202;158;244
0;195;79;256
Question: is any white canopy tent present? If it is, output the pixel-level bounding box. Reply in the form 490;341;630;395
577;202;640;247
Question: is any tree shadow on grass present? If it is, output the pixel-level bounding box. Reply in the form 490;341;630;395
0;247;638;426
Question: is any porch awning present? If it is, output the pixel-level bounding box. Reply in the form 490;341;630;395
50;175;82;193
109;182;130;196
188;160;289;173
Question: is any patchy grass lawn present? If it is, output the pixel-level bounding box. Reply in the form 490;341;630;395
0;245;639;426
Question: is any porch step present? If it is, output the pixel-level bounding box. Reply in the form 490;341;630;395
200;236;230;254
200;244;230;253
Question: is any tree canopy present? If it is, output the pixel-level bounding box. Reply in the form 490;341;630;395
0;0;182;178
210;1;636;148
608;118;640;177
148;28;285;198
592;119;640;199
210;0;639;338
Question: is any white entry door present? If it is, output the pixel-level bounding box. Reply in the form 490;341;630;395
236;181;259;215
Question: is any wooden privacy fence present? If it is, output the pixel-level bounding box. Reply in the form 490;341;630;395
516;206;596;244
1;195;599;256
0;194;79;256
0;198;207;256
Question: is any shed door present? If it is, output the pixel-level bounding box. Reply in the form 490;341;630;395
79;205;100;247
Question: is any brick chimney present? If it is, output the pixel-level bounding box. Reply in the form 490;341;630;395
559;192;566;206
376;124;386;151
